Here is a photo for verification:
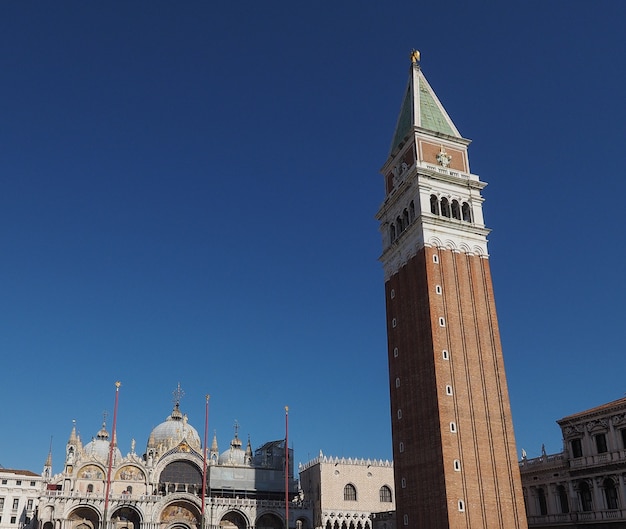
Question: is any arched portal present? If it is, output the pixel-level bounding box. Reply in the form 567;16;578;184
67;506;100;529
160;501;201;529
110;506;141;529
219;511;248;529
256;512;282;529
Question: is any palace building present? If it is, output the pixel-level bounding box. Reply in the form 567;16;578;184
520;396;626;528
375;51;527;528
299;454;394;529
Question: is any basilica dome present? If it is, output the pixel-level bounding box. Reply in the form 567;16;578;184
218;433;252;466
83;423;122;462
147;403;201;453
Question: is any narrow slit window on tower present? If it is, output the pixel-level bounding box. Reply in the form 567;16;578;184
450;422;457;433
395;378;400;388
442;350;449;360
454;459;461;471
392;318;397;328
435;285;442;295
393;347;399;358
390;289;395;299
399;442;405;453
397;409;402;419
446;385;453;395
433;254;439;264
403;515;409;526
458;500;465;512
439;317;445;327
401;478;406;489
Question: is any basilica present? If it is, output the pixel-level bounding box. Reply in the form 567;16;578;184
36;392;310;529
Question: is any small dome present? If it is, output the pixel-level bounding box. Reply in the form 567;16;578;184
218;433;251;466
148;404;201;453
83;423;122;462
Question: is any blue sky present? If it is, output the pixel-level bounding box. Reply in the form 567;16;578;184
1;2;625;472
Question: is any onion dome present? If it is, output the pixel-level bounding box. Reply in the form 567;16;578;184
147;403;201;453
83;421;122;462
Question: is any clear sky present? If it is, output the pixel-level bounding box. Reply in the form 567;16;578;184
1;2;625;473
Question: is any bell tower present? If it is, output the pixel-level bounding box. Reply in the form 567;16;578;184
376;51;527;529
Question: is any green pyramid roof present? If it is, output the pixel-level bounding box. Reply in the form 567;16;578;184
389;61;460;154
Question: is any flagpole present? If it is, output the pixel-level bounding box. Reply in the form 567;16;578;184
103;381;121;529
285;406;289;529
202;394;210;528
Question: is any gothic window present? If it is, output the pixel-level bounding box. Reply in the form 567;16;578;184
403;209;410;229
537;487;547;515
441;198;451;218
557;485;569;513
430;195;439;215
396;216;403;233
451;200;461;220
621;429;626;449
462;202;472;222
571;438;583;458
579;481;593;511
595;433;608;454
389;224;396;243
604;478;619;510
344;483;357;501
379;485;393;502
409;201;415;222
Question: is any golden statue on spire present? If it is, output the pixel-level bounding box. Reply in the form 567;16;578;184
410;49;420;63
